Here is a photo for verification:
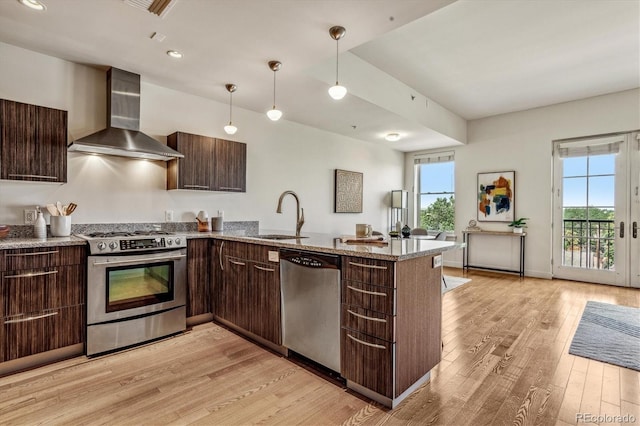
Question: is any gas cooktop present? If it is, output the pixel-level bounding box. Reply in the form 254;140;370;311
76;230;186;254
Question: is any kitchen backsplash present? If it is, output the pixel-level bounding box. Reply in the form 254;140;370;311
5;221;259;238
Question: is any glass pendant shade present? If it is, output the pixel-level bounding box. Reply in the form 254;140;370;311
328;84;347;100
267;108;282;121
224;124;237;135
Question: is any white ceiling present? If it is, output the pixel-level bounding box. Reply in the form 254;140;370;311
0;0;638;152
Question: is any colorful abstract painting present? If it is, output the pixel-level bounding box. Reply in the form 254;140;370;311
477;171;515;222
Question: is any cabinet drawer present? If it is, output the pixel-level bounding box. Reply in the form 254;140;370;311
3;265;85;316
341;328;394;398
3;304;84;362
342;256;394;287
219;240;248;260
342;280;394;315
3;246;85;271
342;304;393;342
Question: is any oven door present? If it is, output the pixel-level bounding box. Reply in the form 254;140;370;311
87;249;186;325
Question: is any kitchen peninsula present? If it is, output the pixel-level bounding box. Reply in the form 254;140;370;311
0;229;461;409
204;230;461;408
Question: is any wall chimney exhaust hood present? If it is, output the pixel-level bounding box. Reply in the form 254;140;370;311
68;67;184;161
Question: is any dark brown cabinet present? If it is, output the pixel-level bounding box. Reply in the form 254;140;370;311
0;99;68;183
214;138;246;192
167;131;246;192
340;254;442;404
0;245;86;362
213;240;281;345
186;239;211;318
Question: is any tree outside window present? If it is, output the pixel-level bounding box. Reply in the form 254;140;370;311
416;159;455;232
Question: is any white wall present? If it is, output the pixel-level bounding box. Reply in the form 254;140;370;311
0;42;404;235
405;88;640;278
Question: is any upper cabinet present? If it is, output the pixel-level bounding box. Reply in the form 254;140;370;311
215;138;246;192
0;99;68;183
166;131;246;192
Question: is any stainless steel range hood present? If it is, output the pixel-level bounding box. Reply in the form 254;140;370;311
68;67;184;161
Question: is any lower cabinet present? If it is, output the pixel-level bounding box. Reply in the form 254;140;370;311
3;305;84;361
340;328;393;397
213;240;281;345
340;254;442;405
248;261;280;344
0;245;86;362
186;239;211;318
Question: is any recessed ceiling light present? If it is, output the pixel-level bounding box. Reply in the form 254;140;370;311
18;0;46;11
166;50;183;59
385;133;401;142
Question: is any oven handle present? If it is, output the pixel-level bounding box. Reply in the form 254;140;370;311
92;254;186;266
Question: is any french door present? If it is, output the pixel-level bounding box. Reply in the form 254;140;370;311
553;131;640;287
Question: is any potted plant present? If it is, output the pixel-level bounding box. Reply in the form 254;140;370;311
508;217;529;233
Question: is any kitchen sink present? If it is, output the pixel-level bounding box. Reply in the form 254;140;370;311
248;234;308;240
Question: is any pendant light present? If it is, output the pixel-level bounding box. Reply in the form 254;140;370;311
266;60;283;121
224;83;238;135
328;26;347;100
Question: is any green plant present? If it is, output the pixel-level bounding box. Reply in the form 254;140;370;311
508;217;529;228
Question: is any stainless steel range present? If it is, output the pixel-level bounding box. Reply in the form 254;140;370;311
78;231;187;356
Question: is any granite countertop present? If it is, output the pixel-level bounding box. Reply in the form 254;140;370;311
0;235;87;249
189;229;463;261
0;229;463;261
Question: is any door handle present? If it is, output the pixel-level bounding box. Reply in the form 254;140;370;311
634;222;638;239
620;221;625;238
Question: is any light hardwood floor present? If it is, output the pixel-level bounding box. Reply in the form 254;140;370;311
1;269;639;425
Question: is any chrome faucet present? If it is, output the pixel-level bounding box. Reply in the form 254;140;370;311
276;190;304;237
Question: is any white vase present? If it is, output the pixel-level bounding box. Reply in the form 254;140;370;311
513;227;524;234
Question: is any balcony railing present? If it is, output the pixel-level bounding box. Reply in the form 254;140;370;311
562;218;615;270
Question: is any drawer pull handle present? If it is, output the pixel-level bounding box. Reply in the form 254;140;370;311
5;311;59;324
347;333;386;350
229;259;246;266
347;309;386;323
4;270;58;279
184;184;210;189
8;173;58;180
254;265;276;272
7;250;59;257
347;285;387;297
219;187;243;191
348;261;387;270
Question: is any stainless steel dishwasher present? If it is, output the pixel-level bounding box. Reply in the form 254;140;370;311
280;249;341;372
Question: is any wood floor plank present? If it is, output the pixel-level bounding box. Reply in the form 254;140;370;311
1;270;638;425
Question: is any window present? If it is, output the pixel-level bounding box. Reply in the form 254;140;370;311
414;152;455;232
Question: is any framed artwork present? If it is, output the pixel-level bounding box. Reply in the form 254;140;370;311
477;171;515;222
334;169;363;213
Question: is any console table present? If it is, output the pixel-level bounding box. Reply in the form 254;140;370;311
462;230;526;277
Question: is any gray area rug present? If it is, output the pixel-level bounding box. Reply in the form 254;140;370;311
442;275;471;294
569;301;640;371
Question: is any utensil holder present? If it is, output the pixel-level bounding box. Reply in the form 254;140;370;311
211;217;223;231
50;216;71;237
